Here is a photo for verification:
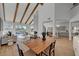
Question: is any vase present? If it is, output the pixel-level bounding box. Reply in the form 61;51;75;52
42;32;46;41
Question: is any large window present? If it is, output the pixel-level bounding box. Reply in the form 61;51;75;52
15;24;31;33
3;21;31;35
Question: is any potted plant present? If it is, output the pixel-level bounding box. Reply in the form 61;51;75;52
42;32;46;41
34;31;37;39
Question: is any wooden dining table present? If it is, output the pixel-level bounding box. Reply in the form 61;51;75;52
26;36;55;56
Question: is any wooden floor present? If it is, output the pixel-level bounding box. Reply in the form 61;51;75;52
0;37;75;56
55;37;75;56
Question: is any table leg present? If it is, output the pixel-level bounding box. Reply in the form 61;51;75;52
0;44;1;49
49;43;52;56
40;52;42;56
36;54;40;56
36;52;42;56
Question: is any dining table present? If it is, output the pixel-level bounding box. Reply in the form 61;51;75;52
26;36;55;56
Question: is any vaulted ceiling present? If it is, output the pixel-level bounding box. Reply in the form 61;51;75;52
0;3;43;24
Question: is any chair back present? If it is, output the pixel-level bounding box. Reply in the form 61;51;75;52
52;40;56;48
49;40;56;56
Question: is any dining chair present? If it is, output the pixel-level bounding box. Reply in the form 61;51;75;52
17;44;24;56
42;40;56;56
49;40;56;56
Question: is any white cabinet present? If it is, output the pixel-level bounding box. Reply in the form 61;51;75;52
73;36;79;56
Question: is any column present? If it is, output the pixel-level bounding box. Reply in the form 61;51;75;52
13;23;16;35
34;11;38;32
69;22;72;40
53;19;56;36
51;4;56;37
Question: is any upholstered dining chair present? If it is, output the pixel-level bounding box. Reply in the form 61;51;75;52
17;44;24;56
17;41;35;56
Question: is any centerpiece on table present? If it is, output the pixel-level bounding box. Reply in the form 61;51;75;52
42;32;46;41
34;31;38;39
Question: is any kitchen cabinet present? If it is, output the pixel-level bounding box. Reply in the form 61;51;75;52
73;36;79;56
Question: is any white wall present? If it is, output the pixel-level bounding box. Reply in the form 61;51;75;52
37;3;55;37
33;11;38;32
55;3;72;37
71;13;79;22
0;4;1;17
0;3;4;20
55;3;72;21
70;5;79;22
69;5;79;40
70;5;79;19
0;3;4;36
37;3;72;37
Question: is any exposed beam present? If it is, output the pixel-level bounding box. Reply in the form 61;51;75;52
25;3;39;24
29;20;33;24
13;3;19;22
40;3;44;5
20;3;30;23
2;3;5;21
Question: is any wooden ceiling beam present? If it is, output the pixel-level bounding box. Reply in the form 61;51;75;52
13;3;19;22
20;3;30;23
25;3;39;24
29;19;33;24
2;3;5;21
40;3;44;5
